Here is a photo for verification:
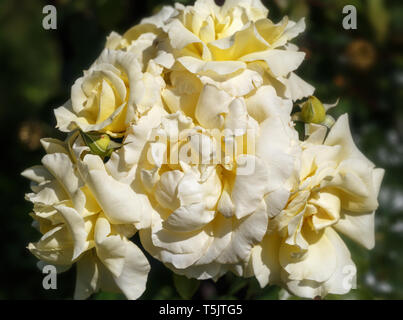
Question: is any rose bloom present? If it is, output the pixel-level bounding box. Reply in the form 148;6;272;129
249;115;384;298
106;0;314;129
54;47;165;136
101;81;301;279
22;0;385;301
22;138;150;299
89;1;312;280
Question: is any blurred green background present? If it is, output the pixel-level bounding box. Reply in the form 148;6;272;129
0;0;402;300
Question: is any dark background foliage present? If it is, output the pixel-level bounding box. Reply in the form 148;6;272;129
0;0;402;299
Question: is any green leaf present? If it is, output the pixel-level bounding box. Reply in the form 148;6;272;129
227;277;248;296
294;121;305;141
256;285;281;300
173;274;200;300
92;291;126;300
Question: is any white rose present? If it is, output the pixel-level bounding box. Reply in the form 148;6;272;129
54;48;165;136
104;85;300;280
250;114;384;298
22;138;150;300
139;0;314;115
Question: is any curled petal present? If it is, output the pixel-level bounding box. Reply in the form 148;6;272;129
81;154;151;226
232;155;269;219
164;203;215;232
217;201;268;264
279;226;336;283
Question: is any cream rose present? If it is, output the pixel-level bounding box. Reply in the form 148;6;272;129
54;48;165;136
22;138;150;300
135;0;314;118
102;84;300;280
21;0;386;301
250;114;384;298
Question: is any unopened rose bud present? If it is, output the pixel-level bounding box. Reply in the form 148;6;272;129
80;130;122;159
300;96;326;124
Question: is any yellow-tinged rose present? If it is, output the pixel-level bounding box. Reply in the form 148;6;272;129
54;49;165;136
21;0;385;301
249;114;384;298
22;138;150;300
136;0;314;110
102;85;300;280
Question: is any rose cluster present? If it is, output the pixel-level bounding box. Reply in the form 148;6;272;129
22;0;384;299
